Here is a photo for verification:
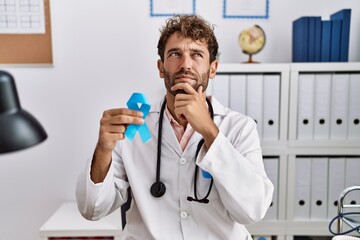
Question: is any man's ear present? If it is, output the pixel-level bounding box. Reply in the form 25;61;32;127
157;59;164;78
209;59;218;79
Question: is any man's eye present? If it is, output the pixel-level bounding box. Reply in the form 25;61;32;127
193;53;203;58
169;52;180;57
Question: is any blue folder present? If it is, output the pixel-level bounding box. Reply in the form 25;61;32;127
330;9;351;62
293;17;310;62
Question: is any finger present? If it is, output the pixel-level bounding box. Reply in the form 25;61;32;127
104;108;143;117
103;115;144;125
102;124;127;134
171;82;197;95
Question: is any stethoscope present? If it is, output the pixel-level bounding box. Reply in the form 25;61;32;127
150;97;214;204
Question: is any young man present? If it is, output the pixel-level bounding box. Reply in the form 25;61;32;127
76;15;273;239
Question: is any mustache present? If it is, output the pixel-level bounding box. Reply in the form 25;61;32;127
173;70;197;79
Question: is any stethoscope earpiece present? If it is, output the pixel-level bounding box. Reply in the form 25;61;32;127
150;181;166;198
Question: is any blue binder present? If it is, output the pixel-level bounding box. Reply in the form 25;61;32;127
320;20;332;62
330;19;342;62
330;9;351;62
314;17;322;62
308;17;321;62
293;17;310;62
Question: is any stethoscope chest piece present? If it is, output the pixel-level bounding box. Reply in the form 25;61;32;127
150;181;166;197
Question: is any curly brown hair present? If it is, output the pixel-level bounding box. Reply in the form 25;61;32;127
157;15;219;64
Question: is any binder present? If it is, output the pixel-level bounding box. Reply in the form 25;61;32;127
330;9;352;62
308;17;321;62
263;74;280;140
292;17;309;62
294;157;311;219
246;74;263;138
212;75;230;107
263;157;279;220
313;74;332;140
297;74;315;139
330;19;342;62
347;74;360;139
344;157;360;205
327;157;345;219
330;74;350;139
229;75;246;114
320;20;332;62
314;17;322;62
310;157;328;219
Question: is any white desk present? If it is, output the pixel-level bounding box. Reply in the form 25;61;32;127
39;202;122;240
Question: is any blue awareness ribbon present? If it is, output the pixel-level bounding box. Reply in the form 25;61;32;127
124;93;151;143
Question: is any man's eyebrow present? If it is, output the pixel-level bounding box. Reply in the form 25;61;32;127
166;48;180;54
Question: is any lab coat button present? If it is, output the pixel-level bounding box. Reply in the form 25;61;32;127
180;211;188;219
179;158;186;165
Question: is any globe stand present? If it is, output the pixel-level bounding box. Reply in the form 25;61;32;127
243;52;259;64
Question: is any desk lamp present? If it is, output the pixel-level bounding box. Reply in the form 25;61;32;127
0;70;47;154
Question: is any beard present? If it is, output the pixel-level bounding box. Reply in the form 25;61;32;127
163;68;210;96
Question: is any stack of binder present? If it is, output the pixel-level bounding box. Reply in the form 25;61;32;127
212;74;281;141
297;73;360;140
292;9;351;62
294;157;360;220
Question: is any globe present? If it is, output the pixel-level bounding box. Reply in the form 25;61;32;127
238;25;266;63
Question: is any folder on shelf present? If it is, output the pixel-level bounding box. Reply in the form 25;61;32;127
327;157;345;219
292;16;309;62
320;20;332;62
330;74;350;140
263;157;279;220
229;74;247;114
330;9;351;62
212;75;230;107
310;157;328;220
294;157;311;220
313;74;332;140
330;19;342;62
347;74;360;139
308;17;322;62
263;74;280;141
246;74;264;138
344;157;360;205
297;74;315;139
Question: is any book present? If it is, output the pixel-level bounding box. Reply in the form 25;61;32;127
293;17;310;62
314;17;322;62
330;9;351;62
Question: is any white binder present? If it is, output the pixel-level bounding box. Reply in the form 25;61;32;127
310;157;328;219
344;157;360;205
313;74;332;140
347;74;360;139
229;75;246;114
327;158;345;219
297;74;315;139
294;157;311;219
330;74;350;139
212;75;230;107
263;157;279;220
263;74;280;141
246;74;264;138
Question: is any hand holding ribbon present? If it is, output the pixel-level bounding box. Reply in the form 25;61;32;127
124;93;151;143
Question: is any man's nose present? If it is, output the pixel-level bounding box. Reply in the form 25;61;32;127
180;54;192;70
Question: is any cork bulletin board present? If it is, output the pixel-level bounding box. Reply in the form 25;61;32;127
0;0;52;64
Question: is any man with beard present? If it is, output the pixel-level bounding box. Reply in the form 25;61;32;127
76;15;273;240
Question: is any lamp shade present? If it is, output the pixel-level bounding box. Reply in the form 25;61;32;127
0;70;47;154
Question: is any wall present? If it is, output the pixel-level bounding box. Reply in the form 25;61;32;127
0;0;359;239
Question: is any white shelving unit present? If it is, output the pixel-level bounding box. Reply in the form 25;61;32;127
215;62;360;240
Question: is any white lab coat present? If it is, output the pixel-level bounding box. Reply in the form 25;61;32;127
76;96;274;240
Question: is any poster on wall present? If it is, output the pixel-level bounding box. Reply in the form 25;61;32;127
223;0;269;19
0;0;45;34
150;0;196;17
